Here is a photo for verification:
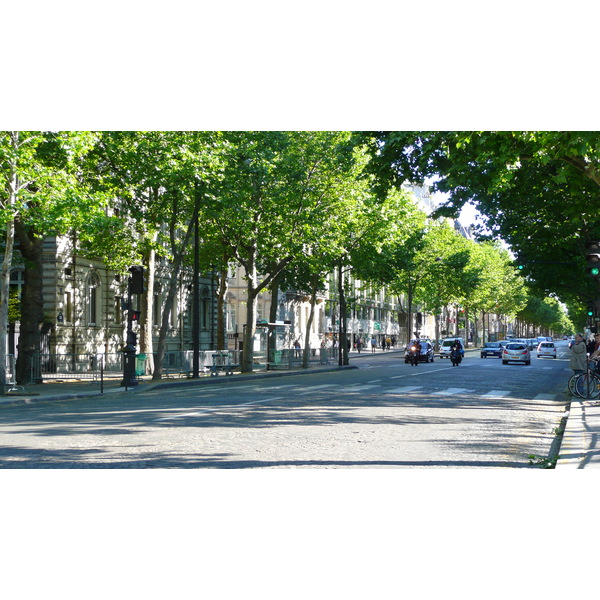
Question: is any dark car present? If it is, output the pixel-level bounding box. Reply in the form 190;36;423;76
404;339;435;363
480;341;502;358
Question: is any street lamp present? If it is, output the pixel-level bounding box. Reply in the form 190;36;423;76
120;266;144;388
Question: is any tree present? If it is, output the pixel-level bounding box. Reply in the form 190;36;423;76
0;131;100;388
205;131;357;372
87;131;228;379
362;131;600;305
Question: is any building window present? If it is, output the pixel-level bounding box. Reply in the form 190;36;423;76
153;283;162;327
227;302;236;332
200;286;210;330
87;271;101;326
66;291;73;323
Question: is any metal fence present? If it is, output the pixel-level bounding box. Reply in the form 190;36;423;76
25;346;339;383
30;353;125;382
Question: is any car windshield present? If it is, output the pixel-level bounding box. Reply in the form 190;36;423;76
507;344;526;350
484;343;500;348
540;343;553;348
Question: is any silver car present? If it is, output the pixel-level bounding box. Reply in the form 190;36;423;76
537;341;557;359
502;342;531;365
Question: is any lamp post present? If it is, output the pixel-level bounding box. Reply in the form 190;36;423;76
120;266;144;388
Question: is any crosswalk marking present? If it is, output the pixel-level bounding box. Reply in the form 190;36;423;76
481;390;510;399
386;386;423;394
348;384;382;391
297;384;338;395
432;387;473;395
534;393;557;401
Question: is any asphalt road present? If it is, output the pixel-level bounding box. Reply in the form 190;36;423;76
0;342;571;468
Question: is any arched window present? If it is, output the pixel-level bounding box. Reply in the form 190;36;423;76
87;271;101;326
200;286;210;330
9;268;24;323
153;282;162;327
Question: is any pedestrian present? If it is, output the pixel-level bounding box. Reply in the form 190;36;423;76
293;339;301;359
356;337;363;353
587;334;600;372
587;335;597;356
570;333;587;374
371;336;377;353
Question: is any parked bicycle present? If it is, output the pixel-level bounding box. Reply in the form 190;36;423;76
568;357;600;399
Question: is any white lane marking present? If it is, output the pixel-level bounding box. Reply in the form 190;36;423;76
432;388;473;395
481;390;510;399
348;384;382;391
153;397;284;422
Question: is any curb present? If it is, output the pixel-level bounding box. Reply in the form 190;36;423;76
555;398;586;468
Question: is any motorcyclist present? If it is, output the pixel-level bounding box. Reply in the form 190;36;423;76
409;338;422;366
450;342;462;366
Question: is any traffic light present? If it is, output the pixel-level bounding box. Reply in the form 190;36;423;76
131;310;141;321
587;301;595;318
585;241;600;278
129;265;145;294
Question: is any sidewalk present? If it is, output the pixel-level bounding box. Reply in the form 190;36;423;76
555;397;600;468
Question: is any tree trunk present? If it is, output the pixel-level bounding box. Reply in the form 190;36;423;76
216;266;229;350
0;217;15;393
267;271;281;362
337;264;349;366
242;256;259;373
406;280;413;344
0;139;19;394
152;209;197;380
302;275;320;368
14;219;45;385
139;246;155;375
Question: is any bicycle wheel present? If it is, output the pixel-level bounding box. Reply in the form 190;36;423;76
575;373;600;399
568;373;580;396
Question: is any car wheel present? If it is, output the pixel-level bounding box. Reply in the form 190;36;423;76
526;361;531;365
502;360;508;365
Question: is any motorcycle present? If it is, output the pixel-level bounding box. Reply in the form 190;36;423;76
408;345;420;366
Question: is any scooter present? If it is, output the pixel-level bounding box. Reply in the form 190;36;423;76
408;345;420;367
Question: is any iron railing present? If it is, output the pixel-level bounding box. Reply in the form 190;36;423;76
25;346;339;382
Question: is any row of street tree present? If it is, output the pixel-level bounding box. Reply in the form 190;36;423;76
1;131;580;389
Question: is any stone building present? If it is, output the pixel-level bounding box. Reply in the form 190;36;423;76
7;234;216;359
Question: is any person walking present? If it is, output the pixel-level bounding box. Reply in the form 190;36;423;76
570;333;587;374
356;337;363;353
371;336;377;353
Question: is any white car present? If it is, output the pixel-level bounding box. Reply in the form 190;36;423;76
502;342;531;365
537;341;557;359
